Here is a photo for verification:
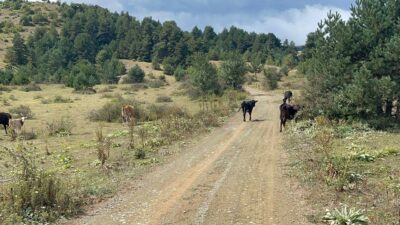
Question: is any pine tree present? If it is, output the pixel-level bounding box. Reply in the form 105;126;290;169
6;33;28;66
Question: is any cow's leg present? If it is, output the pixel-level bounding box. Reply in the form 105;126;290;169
280;119;286;132
242;108;246;121
280;120;283;132
3;124;7;134
249;109;253;121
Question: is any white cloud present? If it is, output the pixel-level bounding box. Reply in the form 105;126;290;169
127;4;351;45
237;5;351;45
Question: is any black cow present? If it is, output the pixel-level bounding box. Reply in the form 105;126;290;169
0;112;12;134
279;102;300;132
239;100;258;121
283;90;293;103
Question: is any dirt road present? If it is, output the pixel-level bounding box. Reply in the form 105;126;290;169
67;88;309;225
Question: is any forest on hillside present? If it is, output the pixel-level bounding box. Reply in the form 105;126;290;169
0;0;298;93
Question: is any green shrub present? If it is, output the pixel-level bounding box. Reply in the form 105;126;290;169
0;70;13;85
263;68;281;90
163;64;175;75
174;66;186;81
19;14;32;26
152;56;161;70
280;65;289;76
159;75;166;82
162;58;175;75
32;12;48;24
127;65;145;83
134;147;146;159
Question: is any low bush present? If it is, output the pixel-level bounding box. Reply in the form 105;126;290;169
148;80;165;88
9;105;34;119
88;97;139;123
156;95;173;103
174;66;186;81
19;82;41;92
159;75;166;82
46;117;74;136
97;86;115;93
196;111;221;127
134;147;146;159
163;63;175;76
263;68;281;90
19;129;37;140
0;85;12;92
53;95;73;103
72;87;97;95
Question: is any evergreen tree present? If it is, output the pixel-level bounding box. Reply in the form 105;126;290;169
219;53;248;89
188;53;219;95
6;33;28;66
127;65;145;83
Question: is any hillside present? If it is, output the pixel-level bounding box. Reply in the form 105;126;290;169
0;1;60;68
0;0;299;89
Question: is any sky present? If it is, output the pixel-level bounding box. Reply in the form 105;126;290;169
60;0;354;45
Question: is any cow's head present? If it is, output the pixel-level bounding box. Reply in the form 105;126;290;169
251;100;258;107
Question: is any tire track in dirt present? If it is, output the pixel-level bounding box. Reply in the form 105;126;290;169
148;123;247;224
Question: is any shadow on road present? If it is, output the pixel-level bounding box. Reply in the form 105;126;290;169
250;119;267;122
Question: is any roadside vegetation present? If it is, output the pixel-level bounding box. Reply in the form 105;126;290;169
282;0;400;224
0;81;247;223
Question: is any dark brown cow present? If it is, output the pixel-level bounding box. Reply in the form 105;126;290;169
239;100;258;122
0;112;12;134
121;104;135;125
279;102;300;132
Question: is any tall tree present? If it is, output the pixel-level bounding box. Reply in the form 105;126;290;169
6;33;28;66
219;53;248;89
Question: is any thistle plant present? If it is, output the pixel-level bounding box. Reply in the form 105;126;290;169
323;205;369;225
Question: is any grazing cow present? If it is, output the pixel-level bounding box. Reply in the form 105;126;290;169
9;117;25;134
121;104;135;125
280;102;300;132
0;112;12;134
239;100;258;122
283;90;293;103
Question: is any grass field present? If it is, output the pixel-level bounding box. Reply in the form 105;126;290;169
0;60;249;223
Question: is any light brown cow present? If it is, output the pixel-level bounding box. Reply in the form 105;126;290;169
9;117;25;134
121;105;135;125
